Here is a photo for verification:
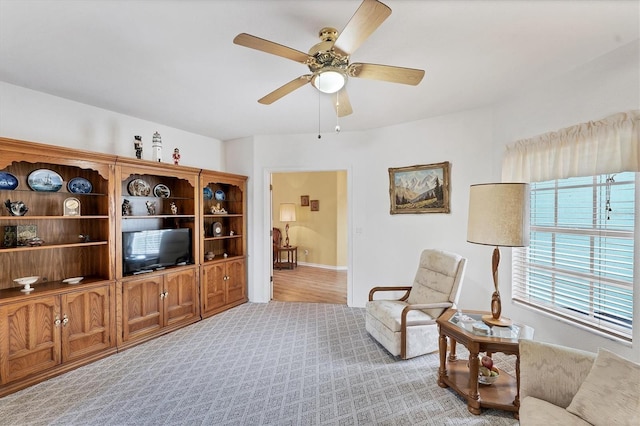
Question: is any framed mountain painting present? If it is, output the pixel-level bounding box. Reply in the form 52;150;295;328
388;161;450;214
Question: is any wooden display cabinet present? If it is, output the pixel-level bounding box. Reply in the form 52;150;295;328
115;158;201;348
199;171;247;318
0;138;117;396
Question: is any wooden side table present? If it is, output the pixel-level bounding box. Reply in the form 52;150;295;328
274;245;297;270
436;309;534;418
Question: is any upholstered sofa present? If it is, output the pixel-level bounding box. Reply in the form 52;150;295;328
519;339;639;425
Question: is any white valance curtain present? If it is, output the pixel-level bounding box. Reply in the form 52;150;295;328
502;110;640;182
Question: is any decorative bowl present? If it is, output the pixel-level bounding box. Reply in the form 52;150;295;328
478;372;499;385
13;276;39;292
63;276;84;285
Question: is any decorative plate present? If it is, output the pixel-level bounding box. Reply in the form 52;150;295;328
203;187;213;200
127;178;151;196
0;172;19;190
67;177;92;194
214;189;225;201
153;183;171;198
27;169;63;192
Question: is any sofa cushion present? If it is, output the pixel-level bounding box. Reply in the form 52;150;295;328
566;348;640;426
520;397;591;426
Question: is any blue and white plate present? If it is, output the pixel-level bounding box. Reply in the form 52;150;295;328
203;187;213;200
27;169;63;192
67;177;92;194
0;172;19;190
214;189;225;201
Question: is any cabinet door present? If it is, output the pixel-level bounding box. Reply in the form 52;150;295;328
201;262;227;314
0;296;61;384
121;276;163;342
61;285;112;362
226;259;246;305
164;269;198;327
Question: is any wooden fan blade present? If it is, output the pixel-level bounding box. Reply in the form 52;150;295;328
258;75;312;105
233;33;310;64
334;89;353;117
333;0;392;55
348;63;425;85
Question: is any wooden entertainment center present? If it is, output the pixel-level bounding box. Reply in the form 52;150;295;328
0;137;247;396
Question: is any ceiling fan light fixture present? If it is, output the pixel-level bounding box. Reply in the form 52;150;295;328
311;69;346;94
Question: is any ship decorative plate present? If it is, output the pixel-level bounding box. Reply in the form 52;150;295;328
0;172;19;190
127;179;151;196
203;187;213;200
27;169;63;192
67;177;93;194
153;183;171;198
214;189;225;201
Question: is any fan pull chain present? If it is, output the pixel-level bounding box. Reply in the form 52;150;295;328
317;87;322;139
335;94;341;133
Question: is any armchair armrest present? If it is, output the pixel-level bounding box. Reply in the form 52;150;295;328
368;286;412;301
401;302;453;326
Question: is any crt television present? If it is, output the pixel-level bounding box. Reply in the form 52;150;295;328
122;228;192;275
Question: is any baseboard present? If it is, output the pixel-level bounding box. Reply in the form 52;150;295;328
297;262;347;271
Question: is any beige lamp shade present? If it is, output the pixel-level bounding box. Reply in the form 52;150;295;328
467;183;530;247
279;203;297;222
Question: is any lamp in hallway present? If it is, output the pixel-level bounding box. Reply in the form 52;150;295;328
467;183;530;326
279;203;297;247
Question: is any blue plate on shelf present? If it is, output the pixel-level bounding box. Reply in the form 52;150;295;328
214;189;225;201
203;187;213;200
0;172;19;190
67;177;93;194
27;169;63;192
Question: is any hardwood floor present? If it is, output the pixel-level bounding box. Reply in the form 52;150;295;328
273;265;347;304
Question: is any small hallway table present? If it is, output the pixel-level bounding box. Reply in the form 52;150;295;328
436;309;534;419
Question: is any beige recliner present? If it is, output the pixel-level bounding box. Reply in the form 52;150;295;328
365;249;467;359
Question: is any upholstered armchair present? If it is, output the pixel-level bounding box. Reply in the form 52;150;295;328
365;249;467;359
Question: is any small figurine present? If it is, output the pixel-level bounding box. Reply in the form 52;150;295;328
152;131;162;162
122;199;132;216
134;135;142;159
5;199;28;216
172;148;181;165
229;230;234;236
78;234;90;243
210;203;227;214
145;200;156;215
170;202;178;215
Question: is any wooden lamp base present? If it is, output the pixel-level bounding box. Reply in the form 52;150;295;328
482;314;512;327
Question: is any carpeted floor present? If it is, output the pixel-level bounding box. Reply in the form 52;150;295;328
0;302;519;425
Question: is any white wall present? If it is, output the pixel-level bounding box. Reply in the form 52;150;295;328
0;82;224;169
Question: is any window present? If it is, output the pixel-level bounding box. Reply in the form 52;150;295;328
512;172;636;341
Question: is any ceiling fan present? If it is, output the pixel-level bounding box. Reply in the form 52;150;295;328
233;0;425;117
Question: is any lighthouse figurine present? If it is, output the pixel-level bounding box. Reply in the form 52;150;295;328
152;131;162;162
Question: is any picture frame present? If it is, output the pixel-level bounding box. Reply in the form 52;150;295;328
310;200;319;212
388;161;450;214
301;195;310;207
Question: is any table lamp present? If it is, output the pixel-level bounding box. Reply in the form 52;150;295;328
467;183;530;326
279;203;297;247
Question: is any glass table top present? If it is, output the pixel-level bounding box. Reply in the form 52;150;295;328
448;311;532;340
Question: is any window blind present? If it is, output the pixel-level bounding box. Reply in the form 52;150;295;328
512;172;635;340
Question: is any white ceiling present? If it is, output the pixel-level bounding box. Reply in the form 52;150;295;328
1;0;638;141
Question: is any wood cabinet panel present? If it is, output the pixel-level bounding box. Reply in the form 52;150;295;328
164;268;198;326
0;296;60;384
121;276;163;342
61;285;112;362
201;258;246;317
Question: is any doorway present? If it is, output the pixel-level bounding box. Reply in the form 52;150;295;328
271;170;348;304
